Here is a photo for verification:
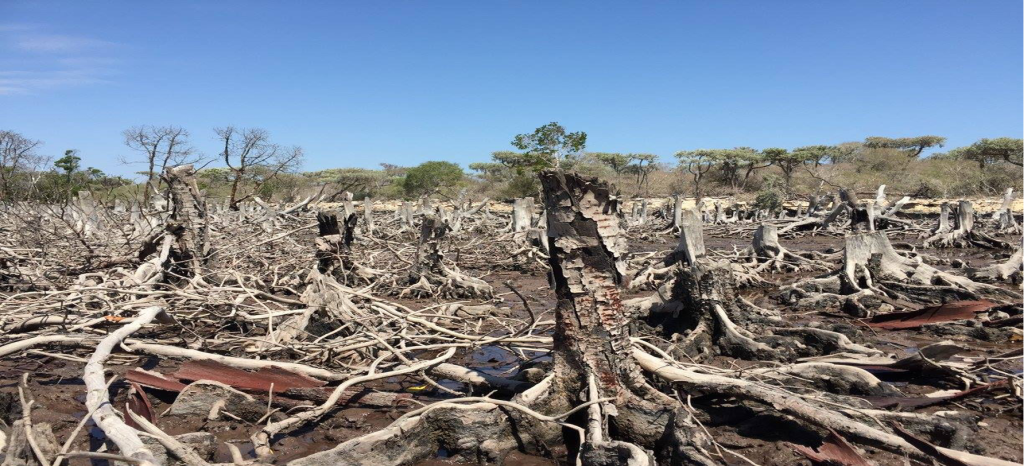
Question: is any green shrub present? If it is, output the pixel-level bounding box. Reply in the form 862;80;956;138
753;174;785;213
402;161;463;198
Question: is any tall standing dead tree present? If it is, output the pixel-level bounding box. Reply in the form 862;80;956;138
123;125;199;206
216;126;303;210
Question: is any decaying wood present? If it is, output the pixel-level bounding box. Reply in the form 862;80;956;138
162;164;209;278
83;306;174;465
925;200;1010;249
0;168;1019;466
783;231;1020;317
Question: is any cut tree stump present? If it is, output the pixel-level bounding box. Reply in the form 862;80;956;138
924;200;1009;249
162;164;209;279
783;231;1020;316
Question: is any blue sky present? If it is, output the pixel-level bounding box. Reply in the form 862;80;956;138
1;1;1021;177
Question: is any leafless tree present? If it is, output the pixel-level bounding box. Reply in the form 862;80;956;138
122;125;200;205
215;126;303;210
0;130;46;202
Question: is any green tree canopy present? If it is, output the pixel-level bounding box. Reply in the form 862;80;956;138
591;152;631;175
402;161;464;197
863;136;946;158
675;149;730;198
308;167;389;198
945;138;1023;168
510;122;587;170
491;150;531;170
624;153;658;195
791;145;834;166
54;150;80;176
468;162;506;178
763;147;821;191
478;153;540;199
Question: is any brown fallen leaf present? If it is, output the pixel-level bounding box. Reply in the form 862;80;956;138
124;381;157;429
789;429;872;466
172;359;326;393
125;368;188;392
865;300;997;330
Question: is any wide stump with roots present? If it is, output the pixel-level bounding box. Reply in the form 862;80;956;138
782;230;1021;317
291;170;716;466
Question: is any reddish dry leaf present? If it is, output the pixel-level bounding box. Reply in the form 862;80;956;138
124;368;188;392
789;429;872;466
124;381;157;429
865;300;996;330
172;359;326;393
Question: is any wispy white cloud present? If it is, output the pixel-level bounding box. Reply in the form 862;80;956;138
0;24;121;95
15;34;116;53
0;69;113;95
0;23;36;33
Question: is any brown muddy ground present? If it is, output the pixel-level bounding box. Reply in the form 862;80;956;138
1;230;1021;466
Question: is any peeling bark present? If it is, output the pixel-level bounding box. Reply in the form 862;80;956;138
538;170;714;463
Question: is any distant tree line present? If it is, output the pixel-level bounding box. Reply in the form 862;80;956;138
1;124;1020;206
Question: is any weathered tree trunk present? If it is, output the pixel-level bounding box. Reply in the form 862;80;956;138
450;196;487;233
315;212;356;276
819;194;847;230
418;195;434;216
993;188;1020;233
882;196;910;218
842;189;872;233
339;191;355;219
292;172;712;465
538;170;714;464
935;202;952;234
806;194;820;217
752;223;781;260
397;201;414;230
163;164;209;277
667;194;684;232
511;197;534;233
401;216;492;298
991;188;1014;220
413;216;445;279
713;201;727;224
362;197;374;236
874;184;888;212
648;210;782;360
968;247;1023;283
783;231;1020;316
